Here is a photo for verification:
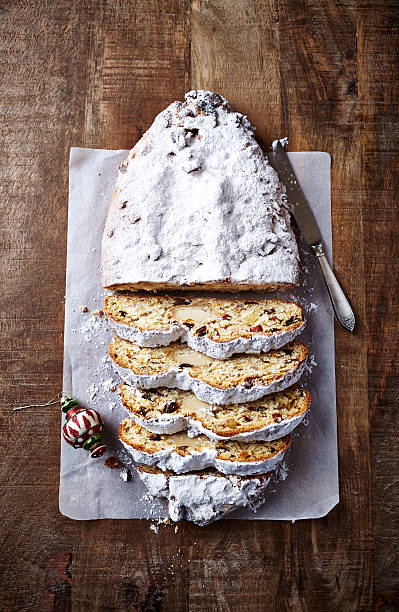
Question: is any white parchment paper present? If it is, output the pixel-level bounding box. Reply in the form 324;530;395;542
60;147;337;521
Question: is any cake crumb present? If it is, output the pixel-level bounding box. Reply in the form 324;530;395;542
104;456;122;469
80;305;88;313
89;383;98;400
150;524;159;534
120;468;129;482
101;377;116;393
91;309;104;317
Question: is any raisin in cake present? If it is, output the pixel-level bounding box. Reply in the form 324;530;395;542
119;419;290;475
119;383;310;442
136;465;275;526
101;90;299;292
109;337;308;405
104;294;305;359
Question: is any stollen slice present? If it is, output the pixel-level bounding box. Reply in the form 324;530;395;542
136;465;275;526
119;418;291;475
104;294;305;359
119;383;310;442
109;337;308;405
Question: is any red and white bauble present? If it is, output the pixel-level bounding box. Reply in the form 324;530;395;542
62;396;106;458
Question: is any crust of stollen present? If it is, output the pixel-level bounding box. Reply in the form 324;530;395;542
104;281;294;292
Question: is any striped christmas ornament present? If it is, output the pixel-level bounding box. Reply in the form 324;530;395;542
62;396;106;458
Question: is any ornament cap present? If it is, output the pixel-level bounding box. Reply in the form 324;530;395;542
83;432;103;451
61;395;79;413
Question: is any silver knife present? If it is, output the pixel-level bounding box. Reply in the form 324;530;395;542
268;140;355;332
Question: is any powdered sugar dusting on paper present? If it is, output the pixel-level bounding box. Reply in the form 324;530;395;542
68;303;121;410
79;312;103;342
303;353;318;375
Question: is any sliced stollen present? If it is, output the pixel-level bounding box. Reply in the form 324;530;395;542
119;418;291;475
119;383;310;442
104;294;305;359
101;90;299;293
136;465;275;526
109;337;308;405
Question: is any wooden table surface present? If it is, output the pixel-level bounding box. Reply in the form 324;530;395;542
1;1;398;610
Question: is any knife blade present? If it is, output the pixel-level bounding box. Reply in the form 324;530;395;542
268;140;355;332
269;140;321;246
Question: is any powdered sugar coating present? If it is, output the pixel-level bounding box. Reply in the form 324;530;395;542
101;90;299;291
110;358;306;405
121;437;286;475
137;468;274;525
108;317;305;359
108;319;182;348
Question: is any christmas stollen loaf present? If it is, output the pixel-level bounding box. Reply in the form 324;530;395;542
104;294;305;359
119;419;290;475
136;465;275;526
119;383;310;442
109;337;308;405
101;90;299;293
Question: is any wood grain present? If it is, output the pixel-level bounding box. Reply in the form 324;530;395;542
190;0;282;144
0;0;398;610
0;1;87;609
358;3;399;608
275;2;371;609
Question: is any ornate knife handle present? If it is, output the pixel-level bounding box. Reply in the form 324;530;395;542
311;242;355;332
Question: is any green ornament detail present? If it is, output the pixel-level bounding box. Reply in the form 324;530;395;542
61;395;79;413
83;433;103;450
